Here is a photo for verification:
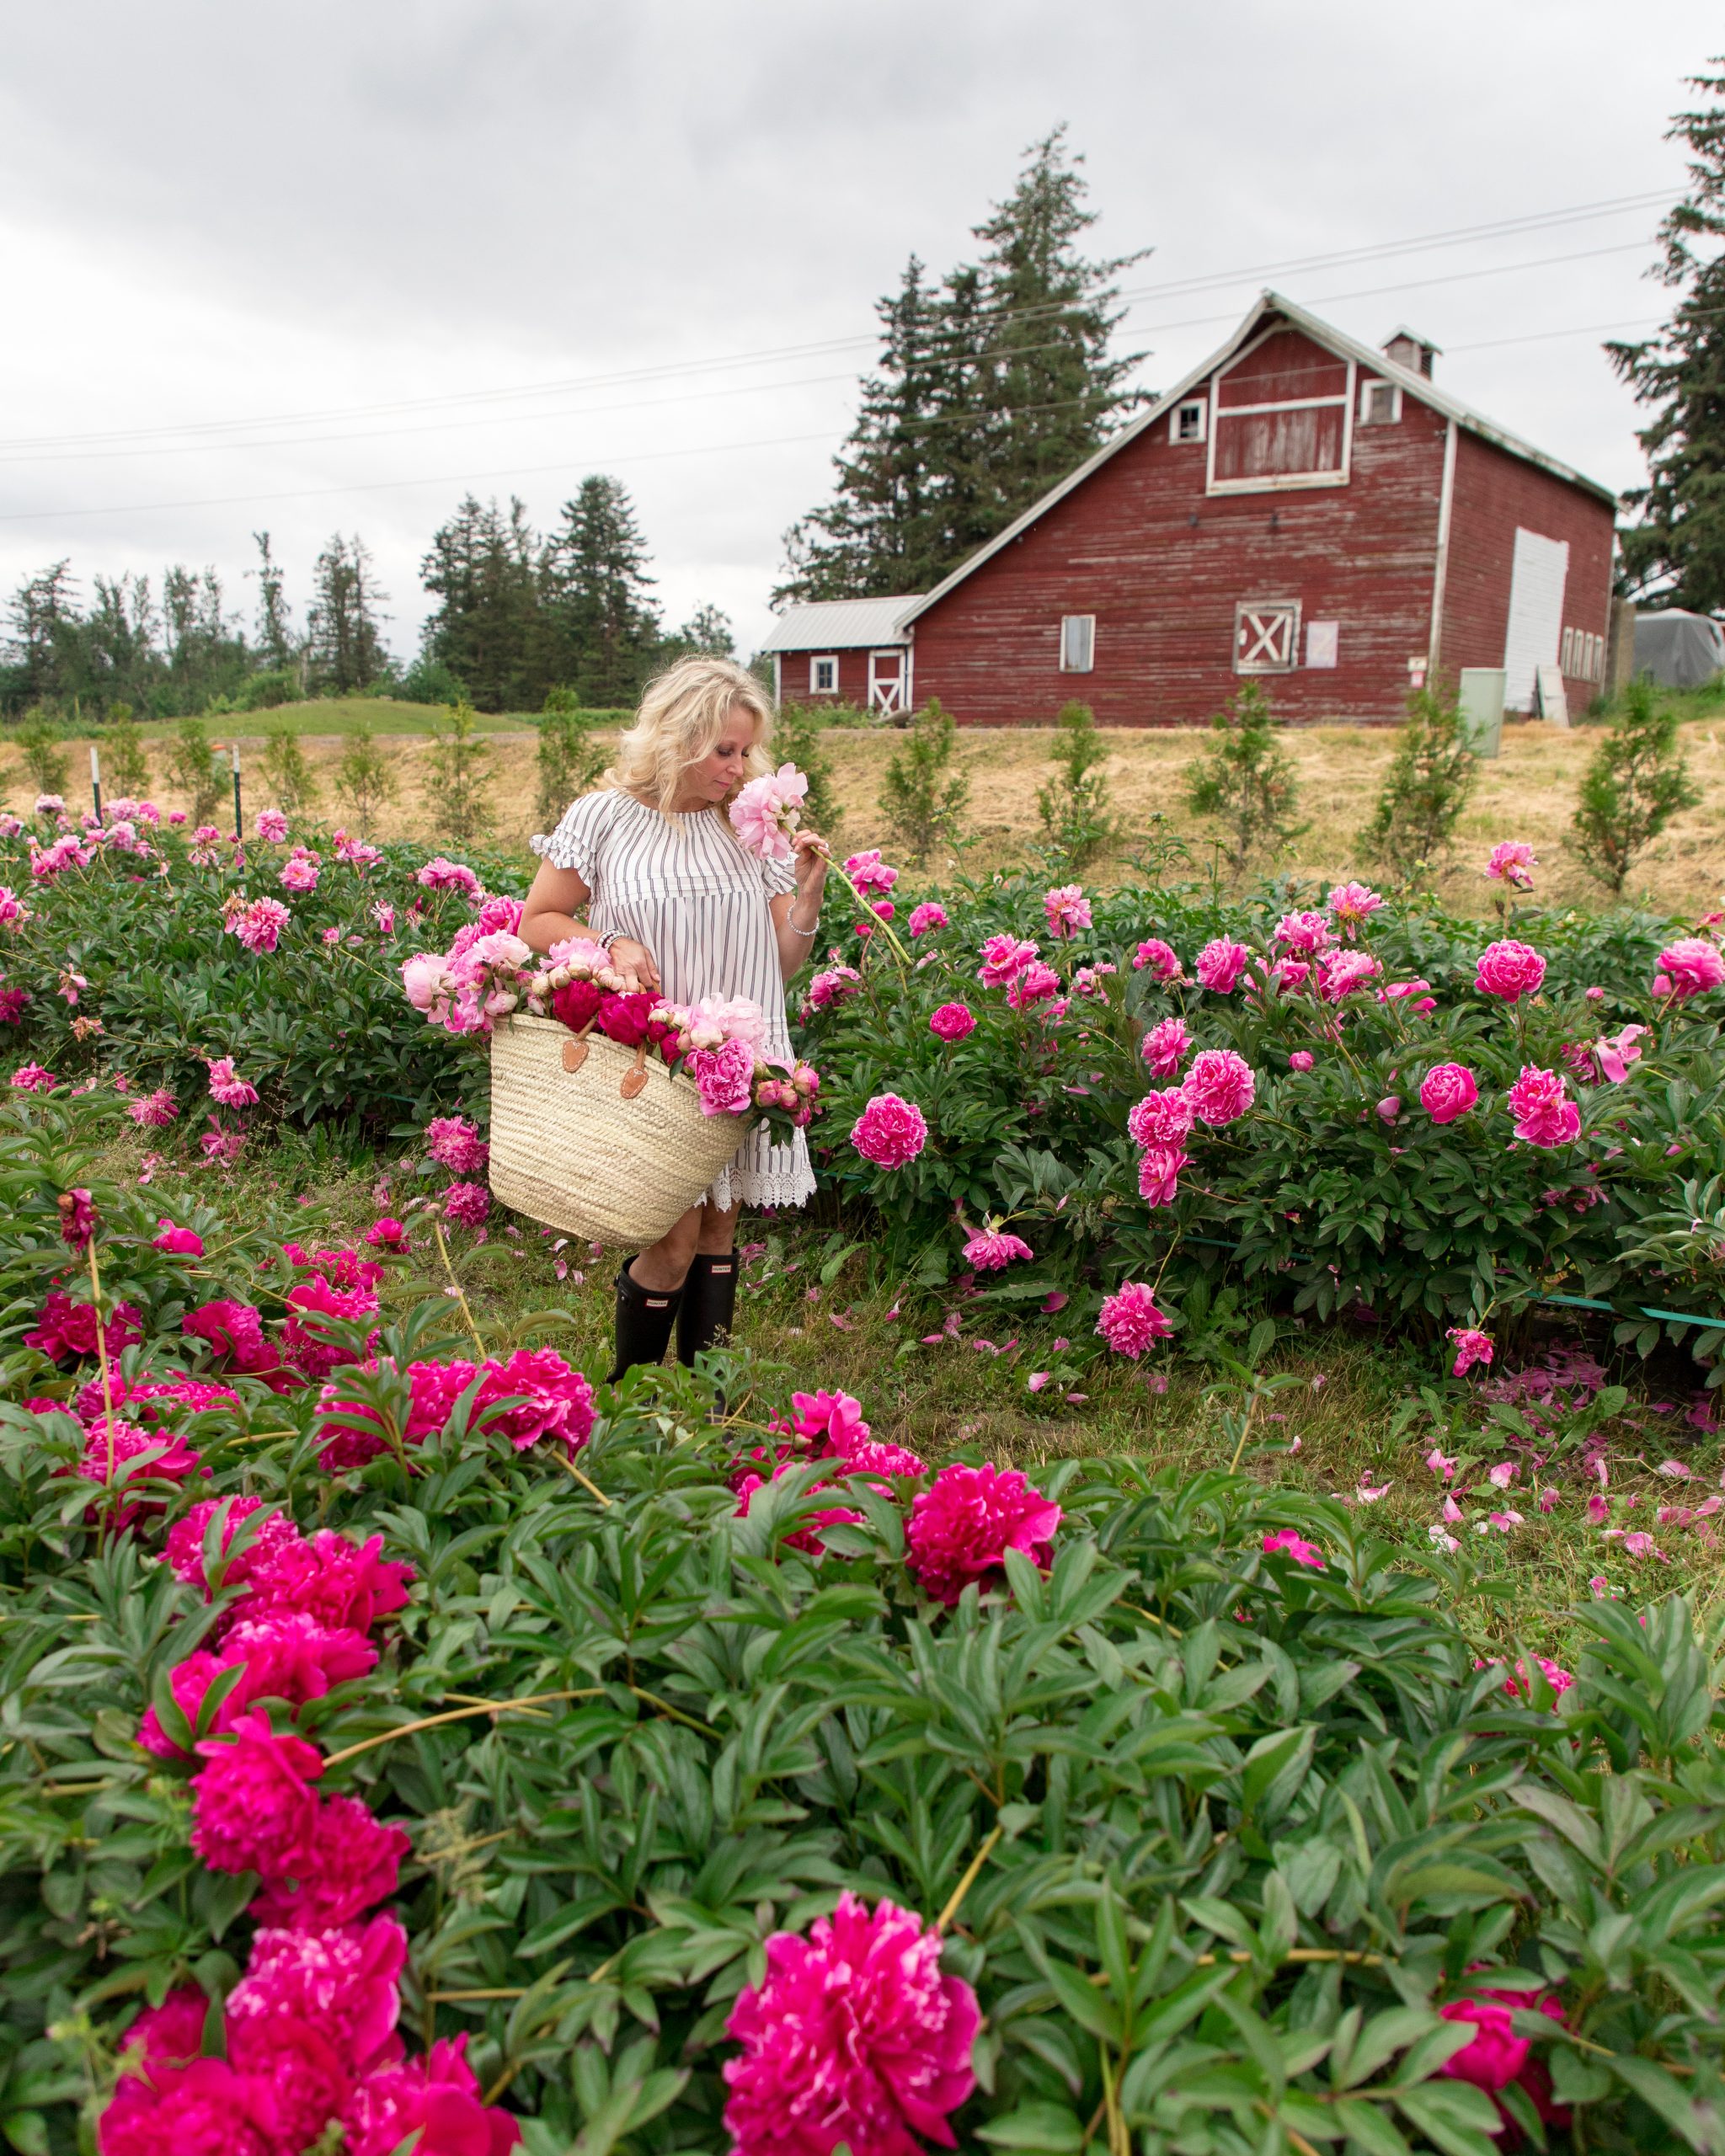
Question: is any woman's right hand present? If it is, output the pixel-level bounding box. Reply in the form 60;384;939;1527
608;937;660;994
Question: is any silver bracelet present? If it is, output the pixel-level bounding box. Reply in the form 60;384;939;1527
786;914;819;938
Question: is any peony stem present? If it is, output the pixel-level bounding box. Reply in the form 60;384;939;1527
826;857;911;969
432;1217;488;1360
321;1688;605;1767
936;1823;1002;1935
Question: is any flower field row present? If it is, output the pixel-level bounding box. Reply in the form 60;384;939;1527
3;1090;1723;2153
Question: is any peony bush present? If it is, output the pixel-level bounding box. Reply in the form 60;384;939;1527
0;1094;1722;2153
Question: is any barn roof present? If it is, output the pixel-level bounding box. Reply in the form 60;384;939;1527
760;595;918;651
900;290;1616;627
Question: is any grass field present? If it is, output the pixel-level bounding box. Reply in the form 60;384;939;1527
25;695;1725;916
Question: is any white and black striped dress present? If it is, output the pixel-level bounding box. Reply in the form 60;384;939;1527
531;787;816;1212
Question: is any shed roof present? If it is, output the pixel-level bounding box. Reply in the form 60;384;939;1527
900;291;1616;629
759;595;918;652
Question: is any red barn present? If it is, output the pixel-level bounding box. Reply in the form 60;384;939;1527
759;595;917;715
767;292;1617;726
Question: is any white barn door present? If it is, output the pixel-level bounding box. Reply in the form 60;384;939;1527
1502;529;1568;712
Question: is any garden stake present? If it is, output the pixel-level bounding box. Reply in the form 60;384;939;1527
432;1218;487;1360
936;1824;1001;1935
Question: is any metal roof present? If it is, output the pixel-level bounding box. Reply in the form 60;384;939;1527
759;595;918;652
900;291;1616;628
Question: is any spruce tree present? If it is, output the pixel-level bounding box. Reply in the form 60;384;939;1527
541;477;662;707
250;531;296;674
418;495;540;712
306;536;389;696
1608;63;1725;607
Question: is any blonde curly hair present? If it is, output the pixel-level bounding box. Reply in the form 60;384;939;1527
606;656;775;811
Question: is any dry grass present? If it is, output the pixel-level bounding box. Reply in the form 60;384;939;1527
35;708;1725;917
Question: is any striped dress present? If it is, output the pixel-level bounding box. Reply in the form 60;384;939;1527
530;787;815;1212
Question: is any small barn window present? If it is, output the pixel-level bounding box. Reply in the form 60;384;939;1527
1561;627;1576;673
1172;399;1208;444
1234;600;1300;675
1359;379;1402;425
809;654;838;694
1060;615;1095;672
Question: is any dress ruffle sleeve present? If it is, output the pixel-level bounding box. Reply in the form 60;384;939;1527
529;790;615;889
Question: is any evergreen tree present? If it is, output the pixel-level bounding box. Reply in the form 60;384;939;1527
776;129;1147;602
1183;683;1306;885
161;565;250;712
1359;680;1477;888
306;535;389;696
1569;678;1701;892
78;574;160;715
1609;63;1725;607
541;477;662;707
418;495;540;712
249;531;296;673
676;604;737;658
3;562;79;711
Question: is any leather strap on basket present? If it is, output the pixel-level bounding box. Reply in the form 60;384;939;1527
561;1018;597;1073
619;1041;649;1099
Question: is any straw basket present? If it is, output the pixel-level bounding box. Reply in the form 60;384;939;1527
488;1014;748;1248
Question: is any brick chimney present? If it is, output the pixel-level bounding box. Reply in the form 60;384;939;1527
1382;327;1439;378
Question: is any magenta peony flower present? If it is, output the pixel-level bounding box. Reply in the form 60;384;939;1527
1437;1988;1568;2132
424;1114;488;1176
344;2034;521;2156
99;2054;282;2156
1477;1654;1575;1703
365;1216;409;1251
828;1430;928;1481
1448;1326;1495;1377
216;1609;378;1708
687;1036;756;1117
1326;881;1383;937
247;1528;414;1635
129;1088;179;1127
1006;959;1061;1009
254;808;289;843
204;1056;259;1108
1289;1049;1315;1071
906;1462;1060;1605
729;765;809;860
928;1001;975;1042
1474;938;1546;1003
441;1180;492;1227
907;902;948;938
475;1347;595;1454
11;1060;57;1091
227;1915;407;2072
845;848;899;894
137;1651;228;1758
1183;1047;1256;1126
190;1711;324;1876
1128;1086;1196;1150
68;1421;204;1528
1263;1528;1326;1571
1139;1016;1191;1077
962;1225;1033;1271
251;1791;413;1931
1653;935;1725;999
1273;909;1334;956
734;1462;865;1556
1132;937;1183;980
164;1496;299;1599
1194;937;1250;994
152;1219;206;1256
25;1289;143;1363
1316;949;1382;1001
791;1388;868;1448
852;1092;928;1168
975;934;1039;989
224;2009;350;2155
724;1892;977;2156
1505;1065;1580;1147
116;1988;211;2079
227;897;291;955
1419;1063;1478;1124
284;1274;381;1379
1137;1145;1189;1207
58;1186;96;1249
416;857;482;896
1096;1281;1174;1358
1043;883;1091;938
1483;841;1538;890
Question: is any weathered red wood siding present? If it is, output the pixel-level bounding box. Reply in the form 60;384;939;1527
911;329;1450;727
1438;429;1617;710
777;646;876;707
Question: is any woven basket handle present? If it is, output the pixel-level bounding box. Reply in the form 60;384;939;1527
560;1017;598;1074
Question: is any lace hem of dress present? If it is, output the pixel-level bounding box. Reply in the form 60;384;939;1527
708;1156;817;1211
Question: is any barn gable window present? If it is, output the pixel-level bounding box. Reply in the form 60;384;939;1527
1207;326;1354;495
1060;615;1095;672
1359;378;1402;425
1234;600;1300;675
1172;399;1207;444
809;654;838;694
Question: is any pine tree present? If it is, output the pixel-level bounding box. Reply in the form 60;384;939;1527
81;574;160;714
879;697;969;865
3;562;79;711
1608;63;1725;607
1569;678;1701;892
541;477;662;707
418;495;540;712
306;536;389;696
1183;683;1306;885
161;565;250;712
1359;680;1477;887
250;531;296;673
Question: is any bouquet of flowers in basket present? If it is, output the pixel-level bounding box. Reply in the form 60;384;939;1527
400;932;820;1135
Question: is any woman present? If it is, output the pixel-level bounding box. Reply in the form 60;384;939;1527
520;656;828;1380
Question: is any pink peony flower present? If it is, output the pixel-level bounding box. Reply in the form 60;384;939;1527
190;1711;324;1876
152;1219;206;1257
1273;909;1334;956
1475;938;1546;1003
1043;883;1092;938
976;934;1039;989
905;1462;1060;1606
1477;1654;1575;1703
1128;1086;1197;1150
1183;1047;1256;1126
852;1092;928;1168
254;808;289;843
1449;1326;1494;1377
1326;881;1384;936
283;1273;381;1379
1289;1049;1315;1072
204;1056;259;1108
251;1791;413;1931
805;964;862;1010
58;1186;96;1249
687;1036;757;1117
226;896;291;955
343;2033;521;2156
1437;1988;1568;2132
247;1529;414;1635
366;1216;409;1251
1419;1063;1478;1124
1591;1024;1648;1084
442;1180;492;1227
424;1114;488;1176
164;1496;299;1599
11;1060;57;1091
227;1915;407;2073
790;1388;869;1449
1194;937;1250;994
99;2054;282;2156
724;1892;978;2156
128;1087;180;1127
416;857;482;896
1005;959;1061;1009
729;765;809;860
25;1289;142;1363
1132;937;1183;980
1484;841;1538;890
845;848;899;894
1096;1281;1174;1358
279;851;320;895
1263;1529;1326;1570
474;1348;595;1454
962;1225;1033;1271
1140;1016;1191;1077
907;902;948;937
828;1429;928;1481
1653;936;1725;999
1136;1144;1189;1207
928;1001;975;1042
1316;950;1382;1001
1506;1065;1580;1147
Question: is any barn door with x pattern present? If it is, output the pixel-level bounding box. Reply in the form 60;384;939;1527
1234;600;1300;674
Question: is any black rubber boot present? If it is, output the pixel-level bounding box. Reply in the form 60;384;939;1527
676;1251;739;1368
607;1262;684;1384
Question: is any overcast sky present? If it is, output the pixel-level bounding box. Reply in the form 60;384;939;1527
0;0;1716;665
